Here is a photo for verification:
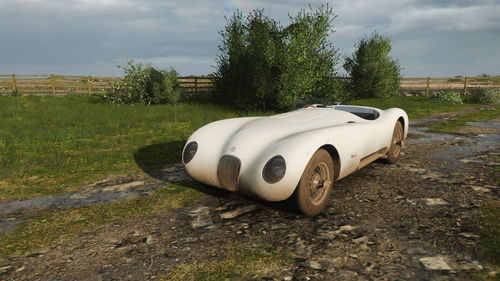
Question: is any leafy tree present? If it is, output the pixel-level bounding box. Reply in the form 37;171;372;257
214;10;283;110
344;31;401;99
214;5;343;111
279;5;343;108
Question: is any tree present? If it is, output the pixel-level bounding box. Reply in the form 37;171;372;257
214;10;283;110
214;5;343;111
279;5;343;108
344;32;401;99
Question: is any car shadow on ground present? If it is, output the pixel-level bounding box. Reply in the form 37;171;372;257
133;141;302;215
133;141;184;173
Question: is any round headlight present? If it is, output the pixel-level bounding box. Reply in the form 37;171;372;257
183;141;198;164
263;155;286;184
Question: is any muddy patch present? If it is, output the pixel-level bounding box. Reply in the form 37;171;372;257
0;164;188;234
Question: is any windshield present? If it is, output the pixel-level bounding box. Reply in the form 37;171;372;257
334;106;380;120
291;98;337;110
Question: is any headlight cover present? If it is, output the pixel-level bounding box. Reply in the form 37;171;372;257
183;141;198;164
263;155;286;184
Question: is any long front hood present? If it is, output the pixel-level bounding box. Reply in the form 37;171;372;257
222;109;361;158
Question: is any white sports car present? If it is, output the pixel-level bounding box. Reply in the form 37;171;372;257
183;104;408;216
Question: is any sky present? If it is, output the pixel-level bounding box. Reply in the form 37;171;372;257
0;0;499;78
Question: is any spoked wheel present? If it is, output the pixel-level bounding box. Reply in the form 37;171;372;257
294;149;334;216
384;121;404;164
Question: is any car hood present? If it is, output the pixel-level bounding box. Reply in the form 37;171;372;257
222;108;364;157
240;108;363;133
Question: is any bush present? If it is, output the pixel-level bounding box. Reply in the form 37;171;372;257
105;61;181;105
344;31;401;99
214;5;343;111
430;92;463;104
463;88;500;104
154;68;182;104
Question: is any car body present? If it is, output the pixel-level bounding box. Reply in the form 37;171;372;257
183;104;408;215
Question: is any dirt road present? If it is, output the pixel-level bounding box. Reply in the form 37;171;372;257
1;111;498;281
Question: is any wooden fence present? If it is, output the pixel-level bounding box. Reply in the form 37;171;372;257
0;74;499;96
0;74;214;96
399;76;500;96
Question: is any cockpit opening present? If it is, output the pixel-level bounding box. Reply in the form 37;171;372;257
334;106;380;120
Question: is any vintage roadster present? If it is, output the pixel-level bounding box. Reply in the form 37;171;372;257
183;104;408;216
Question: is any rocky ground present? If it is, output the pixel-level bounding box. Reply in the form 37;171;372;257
0;110;498;281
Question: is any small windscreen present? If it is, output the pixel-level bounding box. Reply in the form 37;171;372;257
334;106;380;120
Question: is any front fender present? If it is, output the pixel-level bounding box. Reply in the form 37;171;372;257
238;126;354;201
184;117;262;187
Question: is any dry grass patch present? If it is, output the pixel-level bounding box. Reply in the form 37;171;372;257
160;244;293;281
0;185;204;257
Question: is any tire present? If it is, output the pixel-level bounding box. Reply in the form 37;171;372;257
384;121;404;164
294;149;334;216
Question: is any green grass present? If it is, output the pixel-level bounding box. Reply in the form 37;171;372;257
432;106;500;132
0;95;479;200
159;244;293;281
351;96;474;119
0;95;267;199
0;184;204;257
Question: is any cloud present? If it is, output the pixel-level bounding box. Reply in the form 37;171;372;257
0;0;498;76
387;5;500;33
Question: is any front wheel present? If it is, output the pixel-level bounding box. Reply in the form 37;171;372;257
294;149;334;216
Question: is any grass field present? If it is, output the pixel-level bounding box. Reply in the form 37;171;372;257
0;95;264;199
432;106;500;132
0;95;476;200
0;94;496;264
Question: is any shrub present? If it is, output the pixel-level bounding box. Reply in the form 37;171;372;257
9;88;19;96
0;86;19;96
105;61;181;105
463;88;500;104
214;5;343;111
344;31;401;99
430;91;463;104
154;68;182;104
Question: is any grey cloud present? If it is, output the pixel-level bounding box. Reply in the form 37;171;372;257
0;0;498;76
416;0;495;8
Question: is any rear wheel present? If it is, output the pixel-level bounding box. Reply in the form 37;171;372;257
294;149;334;216
384;121;404;164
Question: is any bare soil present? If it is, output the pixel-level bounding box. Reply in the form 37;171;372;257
1;109;499;281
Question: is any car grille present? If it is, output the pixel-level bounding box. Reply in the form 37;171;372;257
217;155;241;192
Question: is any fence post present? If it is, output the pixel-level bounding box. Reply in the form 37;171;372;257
425;77;430;96
462;77;468;96
11;74;17;93
51;74;56;95
87;76;92;95
194;77;198;95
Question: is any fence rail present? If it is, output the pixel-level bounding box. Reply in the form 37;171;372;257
1;74;499;96
0;74;215;96
399;76;500;95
